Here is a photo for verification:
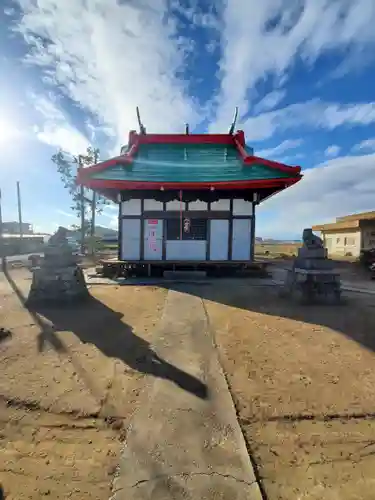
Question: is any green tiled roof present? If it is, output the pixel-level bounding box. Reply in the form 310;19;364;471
91;143;293;183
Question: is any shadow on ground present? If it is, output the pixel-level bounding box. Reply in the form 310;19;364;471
0;328;12;344
4;268;208;400
164;282;375;355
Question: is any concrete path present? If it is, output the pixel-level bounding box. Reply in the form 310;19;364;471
112;289;261;500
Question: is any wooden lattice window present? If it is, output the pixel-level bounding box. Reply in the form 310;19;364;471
166;218;207;240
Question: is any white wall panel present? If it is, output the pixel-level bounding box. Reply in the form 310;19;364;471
210;220;229;260
144;199;163;211
210;199;230;211
166;241;206;260
121;199;141;215
233;199;253;216
121;219;141;260
187;201;207;211
166;200;182;211
232;219;251;260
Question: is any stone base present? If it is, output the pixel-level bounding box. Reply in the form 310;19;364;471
293;257;336;271
297;246;327;259
27;265;89;305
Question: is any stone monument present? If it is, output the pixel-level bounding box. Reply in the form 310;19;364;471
282;228;341;303
293;228;332;270
27;226;88;305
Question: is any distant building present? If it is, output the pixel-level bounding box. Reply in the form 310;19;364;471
2;221;33;234
1;233;49;257
312;211;375;257
66;226;118;242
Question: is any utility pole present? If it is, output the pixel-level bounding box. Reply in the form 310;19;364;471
91;191;96;236
16;181;23;240
0;188;3;237
90;149;99;241
80;183;85;255
0;188;4;271
78;156;85;255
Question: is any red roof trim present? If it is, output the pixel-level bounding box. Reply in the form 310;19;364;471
79;177;301;191
135;134;235;145
77;130;302;185
78;140;140;177
234;137;301;175
245;155;301;174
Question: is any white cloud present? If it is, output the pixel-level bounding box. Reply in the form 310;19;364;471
0;118;22;148
256;139;303;159
253;90;286;114
242;100;375;142
36;126;90;156
168;0;220;30
353;137;375;152
102;204;118;213
257;152;375;239
206;39;218;54
99;210;118;230
275;153;304;165
32;93;90;155
324;145;341;157
15;0;198;152
100;207;119;229
212;0;375;131
56;209;76;218
109;217;119;230
33;223;55;235
101;209;117;218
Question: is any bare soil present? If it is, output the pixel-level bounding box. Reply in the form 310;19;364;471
200;283;375;500
255;242;301;258
0;268;167;499
3;265;375;499
255;242;361;265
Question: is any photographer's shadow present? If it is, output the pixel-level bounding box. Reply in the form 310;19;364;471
32;295;208;400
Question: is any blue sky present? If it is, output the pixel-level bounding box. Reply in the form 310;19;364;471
1;0;375;239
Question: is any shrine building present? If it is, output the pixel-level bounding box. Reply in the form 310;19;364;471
77;127;302;272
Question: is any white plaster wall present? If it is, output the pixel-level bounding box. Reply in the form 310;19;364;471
210;199;230;211
121;199;141;215
232;218;251;260
144;199;163;211
210;220;229;260
361;227;375;249
121;219;141;259
232;199;253;216
166;241;206;260
187;201;207;211
166;200;182;211
323;230;361;257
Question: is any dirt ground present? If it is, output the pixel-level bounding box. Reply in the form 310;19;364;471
255;242;301;258
0;268;167;499
200;283;375;500
3;266;375;499
255;242;361;264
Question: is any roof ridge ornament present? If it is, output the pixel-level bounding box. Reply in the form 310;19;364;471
136;106;146;135
229;107;239;135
